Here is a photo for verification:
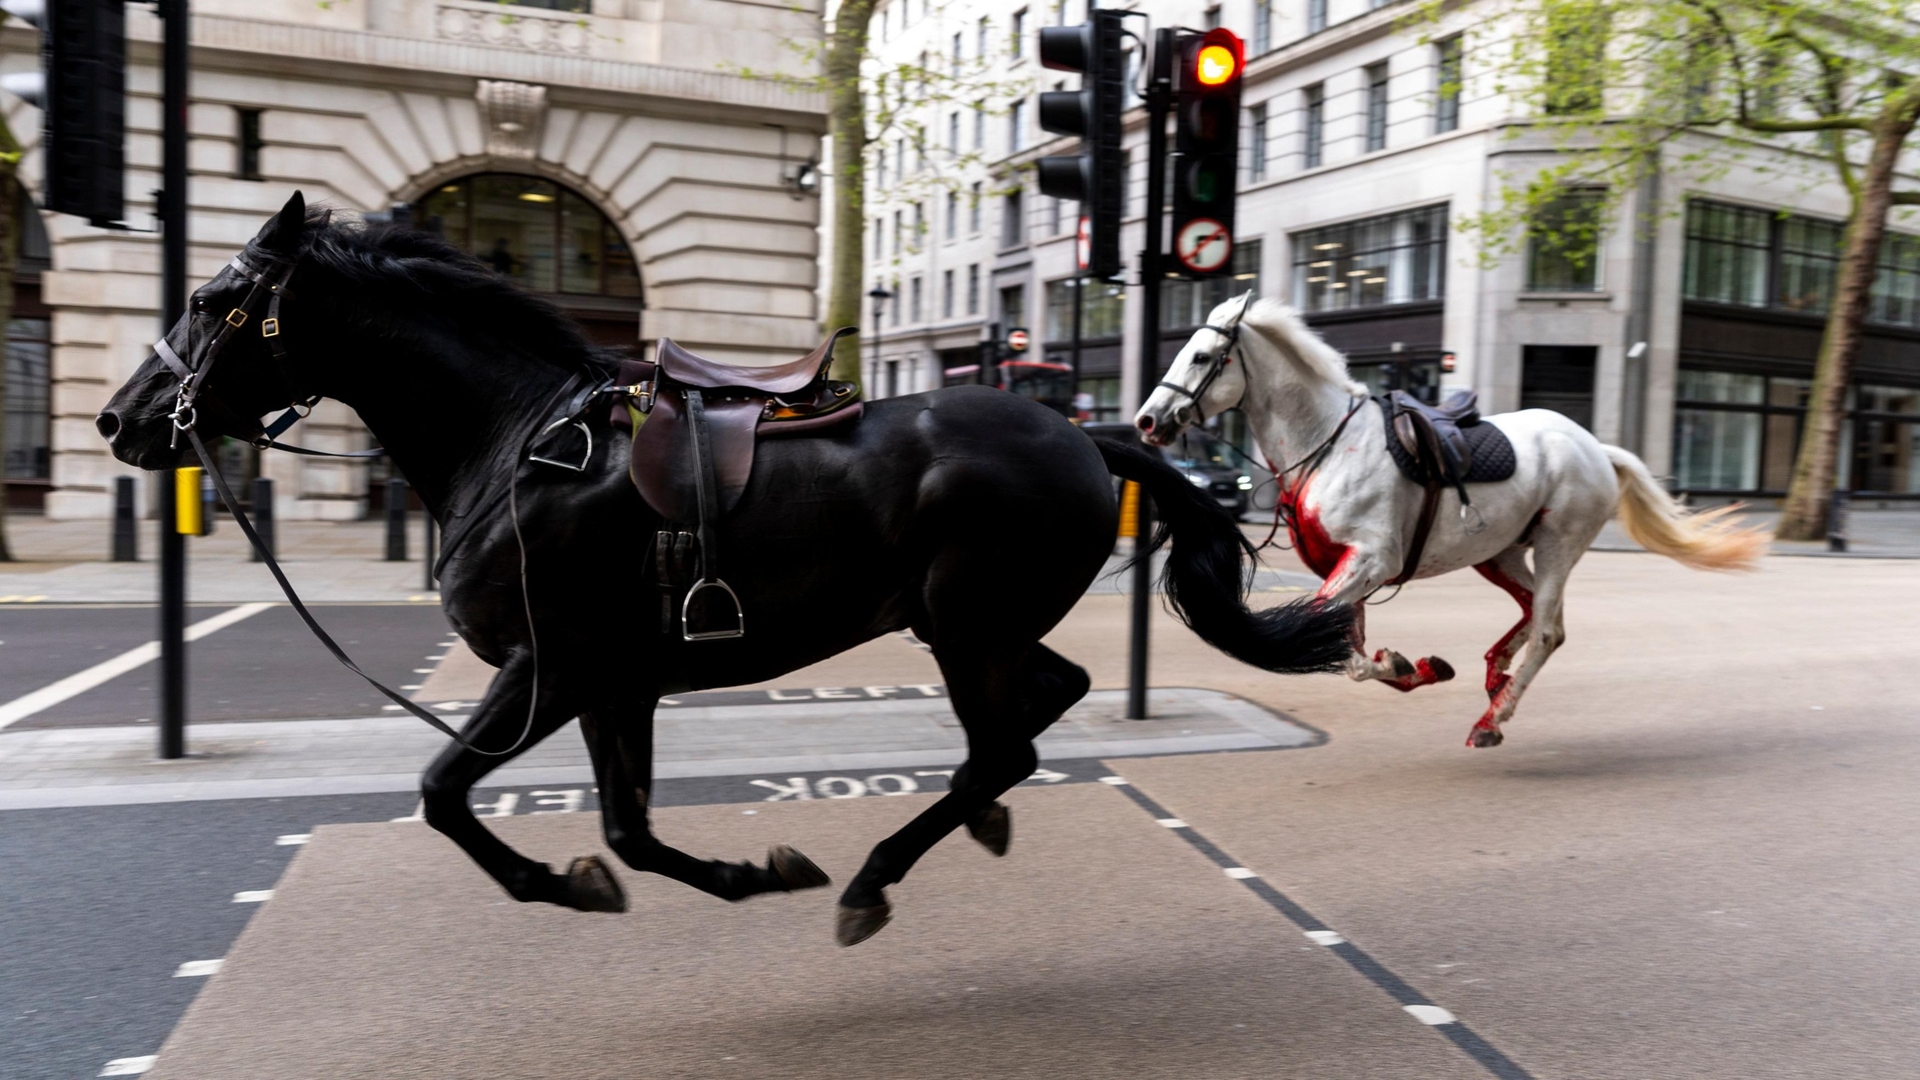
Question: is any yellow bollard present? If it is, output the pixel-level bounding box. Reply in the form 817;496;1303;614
1118;480;1139;539
175;467;202;535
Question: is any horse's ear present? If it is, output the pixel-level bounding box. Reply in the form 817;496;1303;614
258;190;307;253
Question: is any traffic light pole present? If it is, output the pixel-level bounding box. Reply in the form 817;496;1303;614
157;0;189;759
1126;29;1174;721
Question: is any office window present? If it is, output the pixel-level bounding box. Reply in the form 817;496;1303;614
953;32;964;71
236;108;264;181
1871;233;1920;327
1010;98;1027;151
1683;201;1771;308
1011;9;1026;58
1203;5;1221;30
974;101;986;150
1249;103;1268;181
1294;205;1448;312
911;276;923;322
5;315;50;480
1545;5;1606;114
893;210;902;255
1303;84;1324;168
915;136;926;172
1047;278;1127;339
978;16;989;60
1164;241;1263;329
949;111;960;152
1777;216;1841;314
875;147;886;189
1307;0;1327;34
970;181;983;233
879;2;888;42
1526;188;1605;292
891;278;902;325
1365;63;1389;152
1435;36;1462;133
1253;0;1272;55
874;215;884;260
912;202;925;251
1000;283;1027;329
1054;0;1067;25
943;269;955;318
1002;187;1025;247
1048;195;1062;236
946;190;958;240
967;263;981;313
895;138;906;183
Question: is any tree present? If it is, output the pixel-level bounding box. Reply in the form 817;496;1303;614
1425;0;1920;538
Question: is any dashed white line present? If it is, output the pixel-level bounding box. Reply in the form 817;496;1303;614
1097;776;1130;786
411;668;433;674
1304;930;1347;946
1403;1004;1457;1026
1223;867;1258;879
232;890;273;903
173;959;223;978
275;834;310;846
99;1056;157;1076
1156;818;1189;828
0;603;272;733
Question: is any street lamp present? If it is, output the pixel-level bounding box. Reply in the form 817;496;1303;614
867;283;892;395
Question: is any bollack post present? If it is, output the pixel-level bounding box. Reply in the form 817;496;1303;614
385;478;408;561
111;476;137;561
250;477;275;561
157;0;191;761
422;511;437;590
1126;29;1174;722
1827;489;1849;553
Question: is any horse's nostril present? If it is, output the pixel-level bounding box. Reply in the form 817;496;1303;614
1136;414;1154;433
95;412;121;440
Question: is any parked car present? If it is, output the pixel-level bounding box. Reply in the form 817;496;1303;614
1080;422;1256;520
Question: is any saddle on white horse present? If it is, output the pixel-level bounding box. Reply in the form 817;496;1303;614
1374;390;1518;584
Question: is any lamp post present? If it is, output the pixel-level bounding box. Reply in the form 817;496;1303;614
867;283;893;393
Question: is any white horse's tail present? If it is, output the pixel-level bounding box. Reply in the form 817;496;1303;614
1603;445;1768;570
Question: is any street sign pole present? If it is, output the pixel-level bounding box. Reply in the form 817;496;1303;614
1127;29;1173;721
157;0;189;759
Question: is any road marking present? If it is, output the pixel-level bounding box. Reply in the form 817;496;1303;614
232;890;273;903
275;834;310;846
0;603;272;733
1405;1004;1457;1026
1223;866;1258;879
99;1056;157;1076
173;959;223;978
1097;776;1130;785
1156;817;1188;828
1304;930;1347;946
412;668;433;674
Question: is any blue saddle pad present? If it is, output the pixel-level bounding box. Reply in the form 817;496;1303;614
1376;399;1517;485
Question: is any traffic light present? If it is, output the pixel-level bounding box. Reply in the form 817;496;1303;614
1036;9;1126;279
1171;27;1243;279
1;0;126;227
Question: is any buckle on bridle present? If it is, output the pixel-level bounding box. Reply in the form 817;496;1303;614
261;317;281;338
225;308;249;328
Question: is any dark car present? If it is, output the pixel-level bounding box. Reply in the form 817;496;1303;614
1081;422;1256;520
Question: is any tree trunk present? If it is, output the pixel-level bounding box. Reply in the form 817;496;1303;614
823;0;876;386
1776;116;1913;540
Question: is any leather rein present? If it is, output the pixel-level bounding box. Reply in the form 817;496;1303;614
152;243;544;757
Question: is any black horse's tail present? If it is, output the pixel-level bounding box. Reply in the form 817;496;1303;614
1094;436;1354;675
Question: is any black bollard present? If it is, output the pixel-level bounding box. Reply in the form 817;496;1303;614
385;477;408;561
250;477;275;561
1827;489;1850;553
112;476;138;561
422;511;437;590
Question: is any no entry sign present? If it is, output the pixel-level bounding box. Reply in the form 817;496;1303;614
1006;328;1030;352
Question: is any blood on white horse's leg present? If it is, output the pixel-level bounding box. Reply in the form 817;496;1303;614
1472;548;1535;701
1467;541;1571;747
1316;550;1453;691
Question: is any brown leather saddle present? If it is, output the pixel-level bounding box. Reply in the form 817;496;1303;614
1375;390;1516;585
608;327;861;640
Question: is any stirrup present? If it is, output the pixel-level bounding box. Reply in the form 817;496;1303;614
682;578;745;641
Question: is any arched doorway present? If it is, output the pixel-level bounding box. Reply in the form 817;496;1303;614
414;174;643;346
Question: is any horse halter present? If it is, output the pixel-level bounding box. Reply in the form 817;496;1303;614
1154;290;1255;428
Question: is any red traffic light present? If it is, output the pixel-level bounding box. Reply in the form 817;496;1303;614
1190;29;1243;88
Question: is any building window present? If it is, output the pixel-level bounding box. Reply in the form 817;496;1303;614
1365;63;1389;152
1249;102;1268;182
236;108;264;181
1203;5;1221;30
1303;84;1325;169
1046;277;1127;340
1048;195;1062;236
949;111;960;153
1526;188;1605;292
1683;201;1771;308
912;202;925;251
946;190;959;240
911;275;923;322
875;147;886;189
943;269;955;318
970;181;983;233
1011;9;1027;58
977;16;989;60
1307;0;1328;35
953;31;964;72
974;102;986;150
416;174;640;299
967;264;981;314
5;315;49;481
1545;5;1606;115
893;210;903;255
891;278;902;326
1253;0;1272;54
1681;199;1859;318
1871;233;1920;327
1293;205;1448;312
1010;98;1027;151
1002;187;1025;247
1000;283;1027;329
1674;371;1920;495
874;216;884;260
1777;216;1842;315
1435;36;1462;133
1164;240;1263;329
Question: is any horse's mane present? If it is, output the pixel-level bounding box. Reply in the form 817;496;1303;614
1233;297;1368;397
292;211;622;379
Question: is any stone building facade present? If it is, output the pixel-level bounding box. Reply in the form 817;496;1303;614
3;0;826;519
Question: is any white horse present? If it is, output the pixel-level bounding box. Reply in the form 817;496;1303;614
1136;296;1766;747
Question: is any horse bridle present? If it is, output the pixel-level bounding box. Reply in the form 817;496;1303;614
1154;290;1256;428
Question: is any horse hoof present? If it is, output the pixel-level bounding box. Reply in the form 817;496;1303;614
1427;657;1456;682
967;802;1012;857
768;844;831;891
1467;725;1504;749
566;855;627;912
836;901;892;947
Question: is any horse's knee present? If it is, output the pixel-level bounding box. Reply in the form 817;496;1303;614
419;775;470;833
602;822;663;871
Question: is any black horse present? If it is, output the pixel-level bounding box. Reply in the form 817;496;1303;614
98;192;1351;945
